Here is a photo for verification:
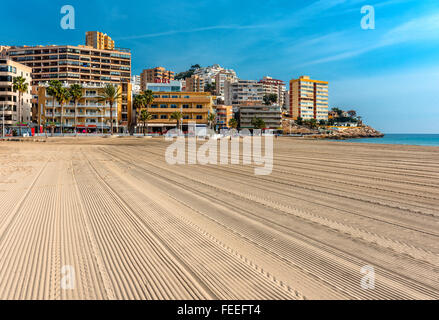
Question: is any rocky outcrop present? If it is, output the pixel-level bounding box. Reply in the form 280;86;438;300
312;126;384;140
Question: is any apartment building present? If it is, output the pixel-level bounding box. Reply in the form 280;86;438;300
6;45;133;131
289;75;329;121
259;76;286;107
224;80;264;108
85;31;115;50
38;83;123;133
140;67;175;91
239;105;282;130
143;91;213;133
214;105;233;130
215;70;237;98
0;59;32;131
185;75;205;92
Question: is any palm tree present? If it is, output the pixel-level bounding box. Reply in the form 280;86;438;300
133;94;146;133
170;111;183;131
98;84;121;135
142;90;154;108
69;84;83;135
12;76;29;134
139;109;152;136
56;87;71;136
207;112;216;132
228;118;238;129
47;80;62;136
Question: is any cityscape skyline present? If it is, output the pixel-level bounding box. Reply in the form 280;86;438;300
1;0;438;133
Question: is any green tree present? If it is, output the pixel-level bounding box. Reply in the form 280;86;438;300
98;84;122;135
263;93;278;106
347;110;357;118
12;76;29;133
319;119;327;126
69;84;83;135
138;109;152;136
251;117;266;130
47;80;62;136
142;90;154;108
133;94;147;133
170;111;183;131
204;83;216;95
56;87;71;135
304;118;318;129
331;107;344;117
296;116;303;126
175;64;201;80
228;118;238;129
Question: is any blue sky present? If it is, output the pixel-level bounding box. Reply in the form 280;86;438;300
1;0;439;133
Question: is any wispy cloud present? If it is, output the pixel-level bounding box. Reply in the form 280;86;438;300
299;11;439;66
115;24;268;40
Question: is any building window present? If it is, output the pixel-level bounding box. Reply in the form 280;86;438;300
160;115;167;119
196;115;203;120
160;104;167;108
170;104;177;108
182;104;189;109
196;105;203;109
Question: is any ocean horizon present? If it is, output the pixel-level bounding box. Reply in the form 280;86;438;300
343;134;439;147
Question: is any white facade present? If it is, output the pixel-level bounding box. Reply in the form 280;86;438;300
193;64;237;86
131;75;141;94
224;80;264;107
0;59;32;127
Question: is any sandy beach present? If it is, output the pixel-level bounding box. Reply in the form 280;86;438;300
0;136;438;300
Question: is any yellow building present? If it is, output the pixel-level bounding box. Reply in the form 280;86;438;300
289;75;329;121
38;83;128;134
139;92;213;133
214;105;233;129
85;31;115;50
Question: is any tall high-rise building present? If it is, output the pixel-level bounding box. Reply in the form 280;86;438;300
0;59;32;130
85;31;115;50
289;75;329;121
6;45;133;132
140;67;175;91
259;76;286;107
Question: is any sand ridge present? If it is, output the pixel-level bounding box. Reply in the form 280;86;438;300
0;137;438;300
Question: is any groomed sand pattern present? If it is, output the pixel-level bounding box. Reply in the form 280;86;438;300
0;137;438;300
